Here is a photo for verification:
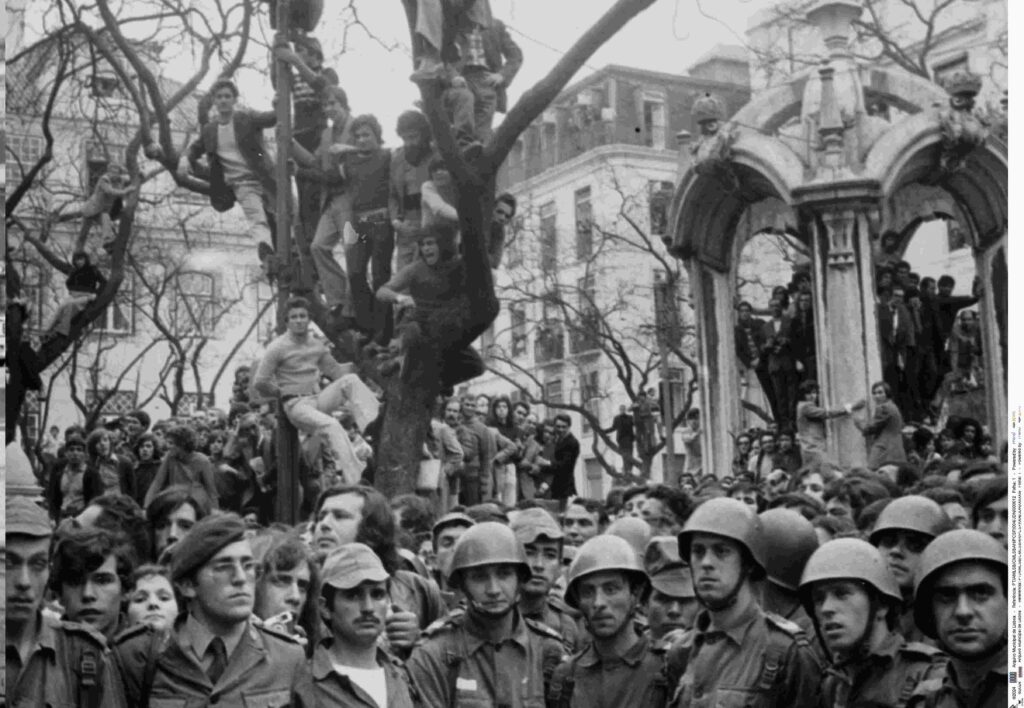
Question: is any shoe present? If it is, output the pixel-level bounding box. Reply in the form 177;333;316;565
410;56;444;83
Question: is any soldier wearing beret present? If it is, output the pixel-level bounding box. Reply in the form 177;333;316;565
115;513;316;706
5;496;129;707
311;543;418;706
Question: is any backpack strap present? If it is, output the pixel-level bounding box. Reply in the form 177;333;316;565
546;652;580;708
757;620;795;692
60;629;102;708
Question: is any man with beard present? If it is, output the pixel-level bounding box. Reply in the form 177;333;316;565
6;497;128;707
548;533;667;707
511;507;582;652
869;496;953;643
115;513;314;705
908;530;1007;708
406;522;565;706
799;538;946;707
311;543;417;706
669;497;822;707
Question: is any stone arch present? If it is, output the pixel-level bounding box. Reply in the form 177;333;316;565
882;183;973;255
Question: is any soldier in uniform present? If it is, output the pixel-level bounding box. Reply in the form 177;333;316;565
311;542;417;706
643;536;698;651
431;510;475;608
510;507;582;652
869;496;953;643
907;530;1007;708
799;538;947;707
758;508;823;659
670;497;822;707
115;513;315;706
405;521;565;707
548;534;671;708
5;496;129;707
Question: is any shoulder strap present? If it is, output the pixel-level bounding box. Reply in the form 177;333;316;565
60;630;102;708
547;652;580;708
757;625;791;692
140;629;163;708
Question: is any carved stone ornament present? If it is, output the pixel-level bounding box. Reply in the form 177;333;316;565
691;93;739;190
937;69;989;173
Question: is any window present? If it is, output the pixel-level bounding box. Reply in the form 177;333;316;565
545;378;563;405
174;271;216;336
8;257;45;330
580;370;600;434
255;276;276;343
506;215;525;269
570;276;599;354
642;97;667;149
84;140;128;193
535;299;565;364
86;389;137;416
574;187;594;260
539;202;557;273
97;275;134;334
932;53;970;88
649;180;674;236
23;391;41;444
510;306;527;357
178;392;215;417
6;134;44;180
480;323;497;356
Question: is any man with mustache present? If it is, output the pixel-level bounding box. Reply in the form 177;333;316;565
869;496;953;643
799;538;946;707
548;534;668;707
311;543;417;706
115;513;314;705
908;530;1007;708
6;497;129;707
669;497;822;707
406;522;565;706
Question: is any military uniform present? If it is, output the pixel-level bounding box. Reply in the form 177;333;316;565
521;595;582;653
669;605;822;708
115;616;315;707
405;608;565;707
5;613;128;708
821;630;947;708
310;640;417;708
906;650;1006;708
548;634;671;708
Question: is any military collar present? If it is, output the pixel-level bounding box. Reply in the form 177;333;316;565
947;645;1007;692
695;601;761;647
575;634;651;669
834;629;902;669
463;609;529;654
178;611;251;664
311;638;393;682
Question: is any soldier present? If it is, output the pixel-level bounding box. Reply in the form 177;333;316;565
643;536;699;650
311;543;417;706
115;513;315;706
511;507;582;652
908;530;1007;708
869;495;953;643
670;497;822;707
799;538;947;707
405;521;565;707
758;508;822;657
548;533;670;707
431;510;476;608
5;496;129;707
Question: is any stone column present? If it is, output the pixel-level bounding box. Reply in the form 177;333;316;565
685;260;742;478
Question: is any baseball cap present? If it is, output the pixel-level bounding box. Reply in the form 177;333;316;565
510;507;564;545
322;543;389;590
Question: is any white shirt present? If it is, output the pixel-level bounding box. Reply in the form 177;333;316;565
217;119;255;185
332;663;387;707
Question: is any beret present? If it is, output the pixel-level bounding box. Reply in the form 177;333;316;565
170;513;247;583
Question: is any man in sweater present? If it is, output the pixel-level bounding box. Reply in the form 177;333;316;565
252;296;380;485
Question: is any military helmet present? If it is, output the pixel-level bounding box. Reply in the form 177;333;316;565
868;495;952;545
431;511;475;547
565;534;650;609
446;521;529;587
913;529;1007;640
510;507;564;546
605;516;653;558
678;497;766;580
799;538;902;610
759;508;819;591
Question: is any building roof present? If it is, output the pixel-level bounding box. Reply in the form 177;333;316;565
688;44;750;71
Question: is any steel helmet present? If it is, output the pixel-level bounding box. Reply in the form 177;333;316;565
868;495;953;545
759;508;820;592
605;516;653;558
564;534;650;609
678;497;766;580
799;538;902;611
446;521;530;588
913;529;1007;640
431;511;475;548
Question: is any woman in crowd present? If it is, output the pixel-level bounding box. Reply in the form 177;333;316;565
131;432;163;509
83;428;135;504
145;485;211;560
143;424;220;510
124;565;180;632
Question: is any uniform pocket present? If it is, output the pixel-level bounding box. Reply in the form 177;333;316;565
242;689;293;708
713;687;762;708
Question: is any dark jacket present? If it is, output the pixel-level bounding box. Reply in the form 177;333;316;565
187;109;278;213
763;316;797;373
454;19;523;113
878;302;917;367
545;432;580;500
83;454;135;504
735;316;768;369
66;264;107;295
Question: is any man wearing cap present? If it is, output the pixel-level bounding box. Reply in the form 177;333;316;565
431;510;475;608
115;513;315;706
643;537;698;651
908;530;1007;708
799;538;947;707
669;497;822;707
406;521;566;707
512;507;582;652
869;495;953;643
5;496;129;707
548;534;670;707
312;543;417;707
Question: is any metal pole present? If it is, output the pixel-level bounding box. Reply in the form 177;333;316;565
273;0;301;525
